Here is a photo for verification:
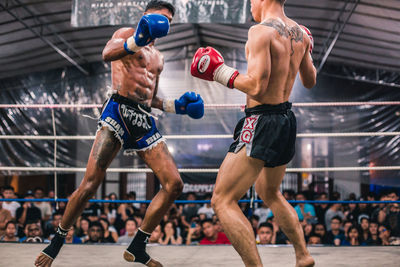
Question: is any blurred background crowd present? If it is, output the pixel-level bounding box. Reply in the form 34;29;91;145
0;185;399;247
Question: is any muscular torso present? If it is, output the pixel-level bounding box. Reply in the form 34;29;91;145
246;17;306;107
112;45;164;107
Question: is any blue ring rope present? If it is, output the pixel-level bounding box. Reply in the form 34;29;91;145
1;199;399;204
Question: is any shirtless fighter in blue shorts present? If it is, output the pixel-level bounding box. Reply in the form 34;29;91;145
35;1;203;266
191;0;316;266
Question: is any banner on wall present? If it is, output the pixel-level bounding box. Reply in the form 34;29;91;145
181;173;217;193
71;0;250;27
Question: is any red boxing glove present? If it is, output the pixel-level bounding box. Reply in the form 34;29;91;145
191;47;239;89
300;25;314;54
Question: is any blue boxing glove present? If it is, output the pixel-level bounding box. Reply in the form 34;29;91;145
163;92;204;119
124;14;170;54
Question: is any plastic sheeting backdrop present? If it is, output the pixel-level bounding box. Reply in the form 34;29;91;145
0;47;399;187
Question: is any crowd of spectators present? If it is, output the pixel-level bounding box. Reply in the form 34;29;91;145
0;185;399;247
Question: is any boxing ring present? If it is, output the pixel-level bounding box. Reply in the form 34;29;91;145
1;102;400;266
0;242;399;267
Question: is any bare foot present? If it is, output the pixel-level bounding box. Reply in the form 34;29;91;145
296;255;315;267
123;251;163;267
34;252;54;267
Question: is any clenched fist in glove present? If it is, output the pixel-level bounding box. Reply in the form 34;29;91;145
191;47;239;89
163;92;204;119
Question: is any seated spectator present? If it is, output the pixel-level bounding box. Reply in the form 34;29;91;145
253;202;272;224
325;198;344;231
43;211;63;240
81;198;101;222
307;234;322;245
185;219;202;245
16;191;42;226
99;218;117;243
0;221;19;242
65;225;82;244
199;219;230;245
294;192;316;223
343;220;353;239
314;192;329;225
385;199;400;237
344;198;359;224
359;216;370;242
149;225;163;244
250;215;260;236
47;190;57;211
0;194;12;237
378;225;391;246
117;218;138;244
256;222;275;245
75;217;90;243
197;194;214;219
366;221;381;245
160;221;182;245
85;221;105;244
214;217;223;233
325;216;345;246
313;223;327;244
181;193;200;229
283;189;295;203
133;214;144;228
302;220;313;243
33;187;52;222
138;203;148;217
102;196;117;226
266;216;289;244
341;226;366;246
239;198;250;217
2;186;20;219
116;200;137;232
357;197;373;221
21;221;47;243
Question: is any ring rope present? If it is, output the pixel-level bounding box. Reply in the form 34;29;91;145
1;199;400;205
1;166;400;173
1;101;400;109
1;132;400;141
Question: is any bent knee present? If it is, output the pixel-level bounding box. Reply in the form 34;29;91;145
262;190;282;204
165;178;183;197
79;175;103;200
211;194;231;212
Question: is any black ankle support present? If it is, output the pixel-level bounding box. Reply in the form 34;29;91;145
42;226;68;259
126;229;151;264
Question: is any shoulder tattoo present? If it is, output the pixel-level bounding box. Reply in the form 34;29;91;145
260;19;304;56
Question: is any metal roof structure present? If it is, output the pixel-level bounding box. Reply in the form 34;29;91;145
0;0;399;80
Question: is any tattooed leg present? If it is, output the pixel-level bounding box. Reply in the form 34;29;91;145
61;127;121;228
35;128;120;267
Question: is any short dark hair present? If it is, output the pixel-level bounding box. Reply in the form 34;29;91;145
126;218;138;227
52;211;63;219
331;216;343;223
89;221;104;231
258;222;273;231
200;219;214;228
6;220;17;228
3;185;15;192
145;0;175;17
